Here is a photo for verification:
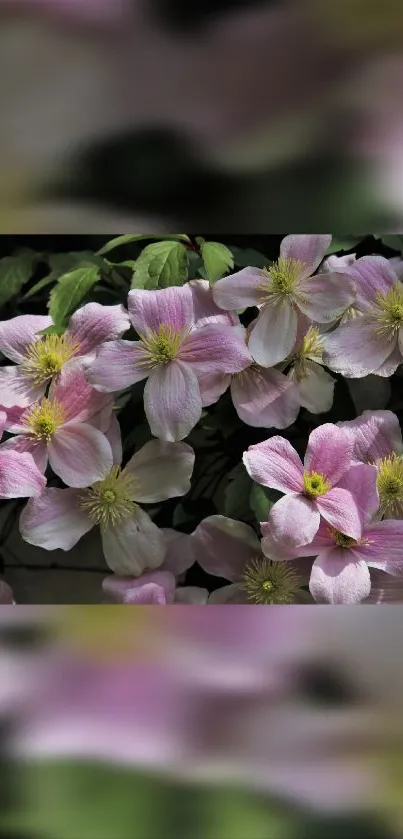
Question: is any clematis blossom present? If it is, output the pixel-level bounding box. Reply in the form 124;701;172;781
85;284;252;441
0;303;130;408
282;317;336;414
212;234;356;367
0;409;46;499
20;438;195;577
243;424;379;548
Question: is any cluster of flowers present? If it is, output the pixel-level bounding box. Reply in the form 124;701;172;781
1;234;403;604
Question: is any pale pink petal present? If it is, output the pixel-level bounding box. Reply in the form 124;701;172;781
294;362;335;414
293;272;356;323
337;410;403;464
231;366;299;429
208;583;247;604
309;549;371;604
144;361;202;442
269;494;321;547
0;411;5;441
1;405;27;432
0;315;52;362
84;340;150;392
198;372;231;407
304;423;353;483
316;488;362;540
49;424;113;488
249;299;298;367
179;324;252;374
373;342;402;376
0;366;46;408
161;529;195;577
51;361;117;423
128;286;194;335
101;507;166;576
0;451;46;499
0;579;14;605
261;520;332;561
20;488;93;551
337;464;379;527
243;437;304;493
103;571;176;605
358;520;403;574
280;234;332;279
322;253;357;272
0;435;48;473
123;583;174;605
323;317;396;378
105;414;123;466
123;439;194;502
349;256;397;311
66;302;130;355
192;515;260;582
174;587;209;604
212;268;267;310
189;279;238;327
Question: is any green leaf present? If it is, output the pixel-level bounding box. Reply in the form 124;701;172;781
98;234;190;256
378;234;403;252
0;249;37;307
224;464;253;519
22;274;58;300
325;236;363;255
131;241;189;289
49;265;100;328
249;483;275;522
39;325;66;337
230;246;270;269
200;241;234;283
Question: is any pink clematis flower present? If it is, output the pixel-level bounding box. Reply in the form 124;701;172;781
0;363;114;488
0;303;130;408
20;438;195;577
282;317;336;414
243;424;379;548
85;284;252;441
323;255;403;378
212;235;356;367
0;409;46;499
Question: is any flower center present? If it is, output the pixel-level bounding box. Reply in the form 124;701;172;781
21;334;80;385
138;324;185;368
303;470;331;497
79;466;138;527
375;284;403;337
242;555;301;605
329;527;358;548
377;454;403;517
260;256;303;297
24;398;66;442
290;327;324;382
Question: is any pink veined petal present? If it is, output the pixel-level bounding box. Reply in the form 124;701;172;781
105;414;123;466
0;315;52;362
84;340;151;392
337;464;379;527
294;362;335;414
189;279;238;327
174;587;209;604
231;366;300;429
316;488;363;541
128;286;194;335
144;361;202;442
293;272;356;323
280;234;332;280
269;494;321;547
48;424;113;488
0;411;5;441
261;520;332;561
66;302;130;355
243;436;304;493
212;267;267;310
0;366;46;408
248;298;298;367
349;255;398;311
337;409;403;464
198;372;231;407
304;423;353;484
323;317;396;378
123;439;195;503
179;324;252;374
102;507;166;576
0;404;27;433
309;549;371;604
20;488;93;551
358;520;403;574
0;435;49;474
51;361;115;424
103;572;176;605
192;515;261;582
161;529;195;577
0;451;46;499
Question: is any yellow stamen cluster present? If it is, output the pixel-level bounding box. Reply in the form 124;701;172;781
375;284;403;337
260;256;303;296
242;555;301;605
377;454;403;518
21;334;80;386
25;398;66;442
291;327;323;382
303;470;331;497
328;527;358;549
139;324;185;368
79;466;138;527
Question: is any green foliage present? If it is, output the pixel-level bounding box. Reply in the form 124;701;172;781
230;246;270;269
377;234;403;252
98;234;190;257
199;240;234;283
249;483;275;522
131;240;189;289
224;464;253;519
0;249;37;307
325;237;363;255
49;265;101;328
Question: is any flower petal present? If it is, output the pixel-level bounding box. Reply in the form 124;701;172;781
358;520;403;574
293;272;356;323
231;366;299;429
304;423;353;484
123;439;194;502
280;234;332;279
0;451;46;499
0;315;52;362
20;488;93;550
323;317;396;378
337;409;403;463
198;372;231;407
316;488;362;540
84;340;150;391
175;586;209;604
102;507;166;576
192;515;260;582
144;361;202;442
128;286;194;335
269;494;321;547
337;464;379;527
103;571;176;605
309;549;371;604
51;362;114;424
243;436;304;493
161;529;195;577
261;520;332;561
366;570;403;603
294;362;335;414
0;435;48;473
349;256;397;311
208;583;247;604
66;302;130;355
249;299;298;367
49;424;113;488
0;411;5;441
0;366;46;408
105;414;123;466
212;268;267;310
179;324;252;374
189;279;238;327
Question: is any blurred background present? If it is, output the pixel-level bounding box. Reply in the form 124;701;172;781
1;0;403;231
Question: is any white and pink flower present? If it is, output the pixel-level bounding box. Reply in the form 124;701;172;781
0;409;46;499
